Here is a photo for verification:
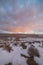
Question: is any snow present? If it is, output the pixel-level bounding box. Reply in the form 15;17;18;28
0;46;28;65
0;37;43;65
0;50;11;65
34;43;43;65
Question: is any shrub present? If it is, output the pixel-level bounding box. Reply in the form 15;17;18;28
27;57;39;65
3;44;13;52
5;63;12;65
20;42;27;49
28;45;40;59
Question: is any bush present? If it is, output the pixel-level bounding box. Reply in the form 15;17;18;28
27;57;39;65
28;45;40;59
20;42;27;49
3;44;13;52
5;63;12;65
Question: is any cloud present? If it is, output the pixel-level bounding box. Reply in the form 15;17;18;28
0;0;43;33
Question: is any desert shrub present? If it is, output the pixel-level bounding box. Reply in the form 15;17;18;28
0;45;3;48
28;45;40;59
27;57;39;65
5;62;12;65
21;54;29;58
38;45;41;47
3;44;13;52
21;54;39;65
15;37;20;41
29;42;32;44
0;43;5;48
13;42;18;46
20;42;27;49
14;43;18;46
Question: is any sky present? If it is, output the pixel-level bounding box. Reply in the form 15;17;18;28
0;0;43;33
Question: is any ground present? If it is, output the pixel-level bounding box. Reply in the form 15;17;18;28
0;37;43;65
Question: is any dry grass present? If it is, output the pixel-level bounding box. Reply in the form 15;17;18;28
5;62;12;65
0;45;3;48
3;44;13;52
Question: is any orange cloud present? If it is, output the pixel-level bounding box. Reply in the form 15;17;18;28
9;26;31;32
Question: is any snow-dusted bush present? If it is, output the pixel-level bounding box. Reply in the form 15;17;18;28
28;45;40;59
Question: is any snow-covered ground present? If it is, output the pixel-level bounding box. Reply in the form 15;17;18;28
0;38;43;65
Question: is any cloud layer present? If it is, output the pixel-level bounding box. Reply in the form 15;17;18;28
0;0;43;33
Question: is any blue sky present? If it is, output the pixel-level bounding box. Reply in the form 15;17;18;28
0;0;43;33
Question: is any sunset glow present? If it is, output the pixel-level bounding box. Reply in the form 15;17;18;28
0;0;43;33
